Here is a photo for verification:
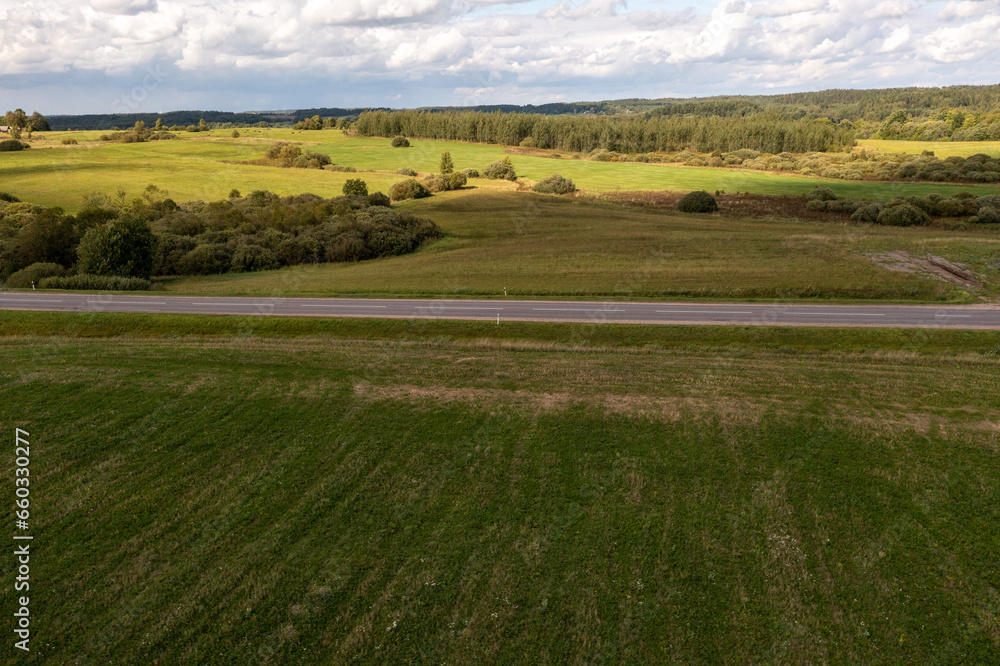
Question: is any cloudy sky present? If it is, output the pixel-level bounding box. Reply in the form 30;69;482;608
1;0;998;115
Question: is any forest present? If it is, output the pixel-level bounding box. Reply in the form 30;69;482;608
353;110;857;154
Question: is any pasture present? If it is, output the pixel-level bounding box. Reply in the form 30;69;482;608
5;130;1000;213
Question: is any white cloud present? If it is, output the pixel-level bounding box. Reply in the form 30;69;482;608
1;0;999;113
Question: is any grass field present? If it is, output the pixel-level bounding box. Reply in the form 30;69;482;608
4;130;999;213
1;313;998;662
859;139;1000;158
155;189;1000;301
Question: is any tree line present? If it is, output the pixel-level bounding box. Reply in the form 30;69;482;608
353;110;856;154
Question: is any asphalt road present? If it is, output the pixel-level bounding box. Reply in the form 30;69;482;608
2;292;999;329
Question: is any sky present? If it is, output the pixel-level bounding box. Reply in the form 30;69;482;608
1;0;998;115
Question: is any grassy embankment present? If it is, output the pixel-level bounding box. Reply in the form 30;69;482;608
1;312;998;663
5;130;1000;212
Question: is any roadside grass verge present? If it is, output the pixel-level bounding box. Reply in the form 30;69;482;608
3;310;1000;356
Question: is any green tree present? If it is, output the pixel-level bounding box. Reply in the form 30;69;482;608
439;151;454;174
198;118;208;131
77;216;156;278
155;117;164;131
343;179;369;197
231;129;241;138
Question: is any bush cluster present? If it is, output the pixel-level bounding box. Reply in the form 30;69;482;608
39;274;151;291
0;140;29;152
531;173;576;195
5;262;67;288
391;136;410;148
806;188;999;226
100;121;177;144
677;191;718;213
396;167;417;176
1;188;441;287
422;173;467;193
389;179;432;201
460;168;479;178
483;157;516;181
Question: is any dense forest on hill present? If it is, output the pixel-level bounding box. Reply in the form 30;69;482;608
45;108;379;131
353;110;856;154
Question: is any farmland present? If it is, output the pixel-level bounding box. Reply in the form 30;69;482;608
5;130;1000;212
1;313;998;662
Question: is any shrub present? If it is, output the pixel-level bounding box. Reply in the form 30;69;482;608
176;244;233;275
6;262;67;288
77;216;156;278
483;158;516;181
231;245;279;272
807;186;838;202
229;189;241;199
0;192;20;203
0;139;27;152
389;179;432;201
276;237;318;265
367;192;391;207
154;234;198;275
934;198;975;217
806;199;862;214
976;206;1000;224
231;129;240;138
396;167;417;176
677;190;718;213
975;194;1000;211
39;274;150;291
461;168;479;178
324;165;357;173
422;174;450;193
532;173;576;195
519;136;537;148
851;203;884;223
292;151;331;169
61;138;79;145
391;136;410;148
448;172;467;190
876;202;929;226
343;179;369;197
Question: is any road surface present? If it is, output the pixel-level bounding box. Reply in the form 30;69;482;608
2;292;999;329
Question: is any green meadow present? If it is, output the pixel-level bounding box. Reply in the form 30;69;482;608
5;129;999;213
1;313;999;663
158;189;1000;301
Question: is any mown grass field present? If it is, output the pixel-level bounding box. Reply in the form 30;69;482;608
1;313;998;663
5;130;999;213
157;189;1000;301
859;139;1000;158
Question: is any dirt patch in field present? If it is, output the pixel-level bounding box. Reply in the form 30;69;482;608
867;251;982;288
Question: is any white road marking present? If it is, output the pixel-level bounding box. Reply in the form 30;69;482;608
414;306;504;311
532;308;625;312
656;310;754;314
299;304;387;308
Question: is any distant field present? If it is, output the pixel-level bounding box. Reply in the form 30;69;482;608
859;139;1000;158
3;129;998;212
1;315;998;662
158;189;1000;301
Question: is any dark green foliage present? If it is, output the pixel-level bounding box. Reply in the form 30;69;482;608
422;173;466;193
877;202;929;226
367;192;391;207
934;197;977;217
5;262;67;288
0;192;19;202
355;109;856;153
38;274;150;290
99;121;177;144
12;208;79;272
154;234;198;275
396;167;417;176
389;179;432;201
461;168;479;178
440;151;454;174
77;216;157;278
0;139;28;151
483;158;516;181
324;165;357;173
229;189;241;199
231;245;279;272
532;174;576;195
176;244;234;275
806;186;838;202
62;138;79;145
343;179;369;197
975;206;1000;224
391;135;410;148
449;173;467;190
292;151;332;169
851;203;884;223
677;190;718;213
